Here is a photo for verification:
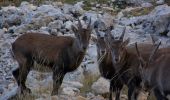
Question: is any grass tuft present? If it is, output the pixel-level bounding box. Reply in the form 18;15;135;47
80;74;99;96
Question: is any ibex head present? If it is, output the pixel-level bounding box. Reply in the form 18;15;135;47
105;27;130;64
135;42;161;69
72;18;92;51
95;29;108;56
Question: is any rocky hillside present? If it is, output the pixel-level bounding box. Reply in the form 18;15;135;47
0;0;170;100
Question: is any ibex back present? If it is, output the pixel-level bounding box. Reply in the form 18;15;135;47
136;42;170;100
12;19;92;95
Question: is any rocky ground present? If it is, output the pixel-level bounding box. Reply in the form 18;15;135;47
0;0;170;100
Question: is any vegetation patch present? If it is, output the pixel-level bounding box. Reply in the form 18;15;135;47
124;6;155;18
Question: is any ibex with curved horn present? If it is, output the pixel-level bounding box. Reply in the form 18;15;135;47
12;18;92;95
104;27;159;100
94;23;123;100
135;41;170;100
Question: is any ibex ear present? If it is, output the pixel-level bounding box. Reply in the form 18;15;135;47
104;33;112;50
94;28;100;38
91;34;97;43
72;25;78;33
71;25;79;38
104;32;109;42
150;34;159;45
121;38;130;47
87;17;92;30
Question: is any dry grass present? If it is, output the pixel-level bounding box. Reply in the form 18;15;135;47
80;74;99;96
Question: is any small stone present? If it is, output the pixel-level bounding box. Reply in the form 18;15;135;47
91;7;97;11
49;29;58;36
156;0;165;5
51;95;59;100
52;2;63;7
65;21;73;31
141;3;153;7
91;77;110;94
91;95;105;100
62;87;80;96
86;92;95;99
48;20;63;30
96;4;101;8
20;1;30;6
76;96;86;100
111;0;116;2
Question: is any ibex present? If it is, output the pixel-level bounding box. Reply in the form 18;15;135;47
104;27;158;100
11;19;92;95
94;26;123;100
135;42;170;100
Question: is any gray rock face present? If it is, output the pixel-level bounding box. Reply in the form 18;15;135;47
119;5;170;37
145;5;170;35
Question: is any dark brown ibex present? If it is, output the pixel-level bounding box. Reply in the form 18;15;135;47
104;27;158;100
94;27;123;100
11;19;92;95
135;42;170;100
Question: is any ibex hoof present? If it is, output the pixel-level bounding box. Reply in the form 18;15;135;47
51;90;58;96
25;88;31;93
20;87;31;94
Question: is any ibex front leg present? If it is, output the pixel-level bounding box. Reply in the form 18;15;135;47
110;79;123;100
51;70;65;96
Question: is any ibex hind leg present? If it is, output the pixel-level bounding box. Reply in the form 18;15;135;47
109;82;113;100
115;83;123;100
128;82;136;100
51;70;65;96
154;89;168;100
12;56;32;94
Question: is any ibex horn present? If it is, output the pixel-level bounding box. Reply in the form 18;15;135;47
78;18;82;29
148;41;161;63
135;42;146;65
87;17;92;29
120;27;126;41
